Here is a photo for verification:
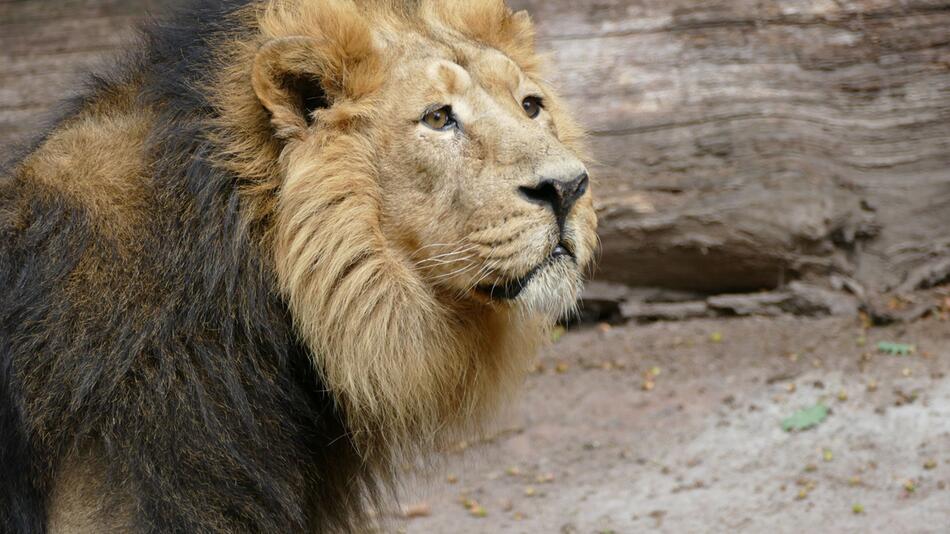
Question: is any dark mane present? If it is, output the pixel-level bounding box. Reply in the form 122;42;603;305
2;0;250;173
0;1;380;532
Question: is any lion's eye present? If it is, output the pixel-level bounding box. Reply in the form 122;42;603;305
421;105;456;130
522;96;543;119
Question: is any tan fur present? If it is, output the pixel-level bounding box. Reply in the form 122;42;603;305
19;87;152;240
234;0;598;454
47;448;134;534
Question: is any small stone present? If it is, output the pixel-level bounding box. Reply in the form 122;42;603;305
852;503;864;514
923;459;937;470
402;503;431;518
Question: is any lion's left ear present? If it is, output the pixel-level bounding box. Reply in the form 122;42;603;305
251;34;382;140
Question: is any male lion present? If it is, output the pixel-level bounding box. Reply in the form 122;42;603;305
0;0;596;532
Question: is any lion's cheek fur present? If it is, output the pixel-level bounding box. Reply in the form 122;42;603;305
274;133;541;454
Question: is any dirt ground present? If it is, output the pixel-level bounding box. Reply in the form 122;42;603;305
393;315;949;533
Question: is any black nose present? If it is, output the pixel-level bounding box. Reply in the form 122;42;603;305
518;172;589;224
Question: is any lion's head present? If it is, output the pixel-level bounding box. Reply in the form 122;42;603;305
370;15;597;320
216;0;596;453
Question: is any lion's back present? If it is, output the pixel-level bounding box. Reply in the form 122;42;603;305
0;76;350;533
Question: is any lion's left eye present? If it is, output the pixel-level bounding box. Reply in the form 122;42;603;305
522;96;543;119
421;105;456;131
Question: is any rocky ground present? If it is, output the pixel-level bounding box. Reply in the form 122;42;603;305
390;311;949;533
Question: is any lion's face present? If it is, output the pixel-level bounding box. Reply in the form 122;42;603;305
373;38;597;320
248;1;596;321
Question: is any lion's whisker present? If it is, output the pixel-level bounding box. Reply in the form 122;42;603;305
415;248;478;266
468;258;499;293
465;255;492;286
410;241;470;256
416;255;474;268
417;244;476;258
431;262;477;281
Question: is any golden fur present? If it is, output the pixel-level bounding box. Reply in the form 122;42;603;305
5;1;596;530
233;0;598;453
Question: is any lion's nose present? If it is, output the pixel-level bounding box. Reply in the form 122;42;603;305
518;172;589;224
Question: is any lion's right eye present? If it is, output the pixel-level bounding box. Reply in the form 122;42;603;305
421;105;456;131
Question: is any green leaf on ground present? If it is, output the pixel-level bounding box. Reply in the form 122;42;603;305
550;325;567;343
782;404;829;432
877;341;915;355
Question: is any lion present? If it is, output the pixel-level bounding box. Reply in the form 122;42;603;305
0;0;597;532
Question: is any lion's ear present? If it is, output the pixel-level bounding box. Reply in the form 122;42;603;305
252;37;330;140
251;35;381;139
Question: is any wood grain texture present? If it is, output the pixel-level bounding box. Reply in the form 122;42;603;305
513;0;950;293
2;0;949;295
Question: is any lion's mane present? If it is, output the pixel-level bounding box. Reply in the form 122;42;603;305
0;1;554;532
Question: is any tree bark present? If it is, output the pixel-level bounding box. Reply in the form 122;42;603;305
512;0;950;294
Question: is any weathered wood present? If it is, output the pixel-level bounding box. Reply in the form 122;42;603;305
2;0;949;296
509;0;950;293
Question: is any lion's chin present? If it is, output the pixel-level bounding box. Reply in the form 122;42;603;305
477;257;582;322
516;259;583;321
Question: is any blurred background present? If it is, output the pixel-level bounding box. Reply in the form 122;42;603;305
1;1;948;532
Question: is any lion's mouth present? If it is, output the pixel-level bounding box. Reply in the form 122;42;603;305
476;243;575;301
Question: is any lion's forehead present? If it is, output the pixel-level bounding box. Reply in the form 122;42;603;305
382;33;520;80
384;47;530;118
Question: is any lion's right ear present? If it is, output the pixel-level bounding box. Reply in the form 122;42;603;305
252;37;332;140
252;29;384;140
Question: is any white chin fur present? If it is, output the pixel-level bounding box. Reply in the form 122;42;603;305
515;260;582;322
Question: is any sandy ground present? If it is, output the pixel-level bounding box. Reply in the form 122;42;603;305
392;315;949;533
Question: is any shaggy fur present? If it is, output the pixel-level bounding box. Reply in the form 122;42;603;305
0;1;596;532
